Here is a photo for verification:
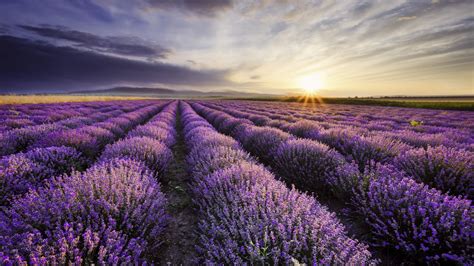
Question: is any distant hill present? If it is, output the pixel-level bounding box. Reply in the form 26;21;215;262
73;87;176;95
70;86;276;98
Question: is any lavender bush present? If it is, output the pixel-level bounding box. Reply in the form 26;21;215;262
127;125;176;147
33;129;105;158
181;102;374;264
186;145;252;179
394;146;474;199
236;126;294;164
353;165;473;264
2;98;471;265
100;136;172;178
0;146;86;205
192;161;374;264
0;124;66;156
272;138;345;191
193;100;474;263
0;158;167;264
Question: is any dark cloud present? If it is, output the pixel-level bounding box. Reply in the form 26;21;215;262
0;35;230;92
145;0;233;16
250;75;260;80
352;1;373;16
68;0;116;23
19;25;171;59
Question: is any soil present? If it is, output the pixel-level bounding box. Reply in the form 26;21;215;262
158;106;198;265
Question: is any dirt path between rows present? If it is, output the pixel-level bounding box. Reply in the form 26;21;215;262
158;106;198;265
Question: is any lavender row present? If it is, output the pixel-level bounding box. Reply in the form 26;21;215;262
0;102;179;264
100;101;178;176
0;101;158;156
191;102;473;264
249;101;473;149
0;108;117;156
0;100;155;126
0;101;107;131
30;103;165;159
211;101;473;150
181;101;374;264
0;102;168;206
202;101;474;199
220;100;474;132
0;100;155;132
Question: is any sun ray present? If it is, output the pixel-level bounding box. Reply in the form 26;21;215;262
296;72;326;108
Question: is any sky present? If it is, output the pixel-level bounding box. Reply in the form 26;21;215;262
0;0;473;96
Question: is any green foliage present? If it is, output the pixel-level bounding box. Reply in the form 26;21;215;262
409;120;423;127
231;96;474;111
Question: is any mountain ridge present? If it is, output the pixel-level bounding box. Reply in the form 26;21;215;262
70;86;276;97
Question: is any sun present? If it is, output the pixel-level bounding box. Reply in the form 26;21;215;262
298;73;325;95
295;72;326;107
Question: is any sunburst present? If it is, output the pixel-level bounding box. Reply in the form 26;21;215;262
296;73;325;108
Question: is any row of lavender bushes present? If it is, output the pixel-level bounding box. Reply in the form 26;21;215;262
0;101;157;156
181;101;374;264
0;102;167;206
221;100;473;133
0;101;132;132
0;102;178;264
191;102;473;264
204;101;473;200
212;101;473;151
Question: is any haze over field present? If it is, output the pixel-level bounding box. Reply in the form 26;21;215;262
0;0;473;96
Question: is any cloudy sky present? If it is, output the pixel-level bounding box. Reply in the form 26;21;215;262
0;0;473;96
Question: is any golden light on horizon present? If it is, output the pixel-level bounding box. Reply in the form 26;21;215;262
298;72;325;95
295;72;326;108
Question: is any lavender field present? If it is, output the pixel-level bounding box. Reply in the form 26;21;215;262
0;99;472;265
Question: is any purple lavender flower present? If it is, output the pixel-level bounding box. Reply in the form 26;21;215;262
217;117;253;135
0;124;66;156
94;121;126;136
394;146;473;199
354;164;473;263
33;129;101;158
186;145;252;179
0;146;86;205
0;158;167;264
182;102;373;264
237;126;294;164
192;162;374;264
127;125;176;147
272;138;345;191
100;136;172;178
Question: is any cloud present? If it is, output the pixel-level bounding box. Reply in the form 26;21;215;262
0;0;472;96
0;35;230;92
19;25;171;59
398;16;417;21
352;1;374;16
68;0;116;23
144;0;233;16
270;22;288;35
